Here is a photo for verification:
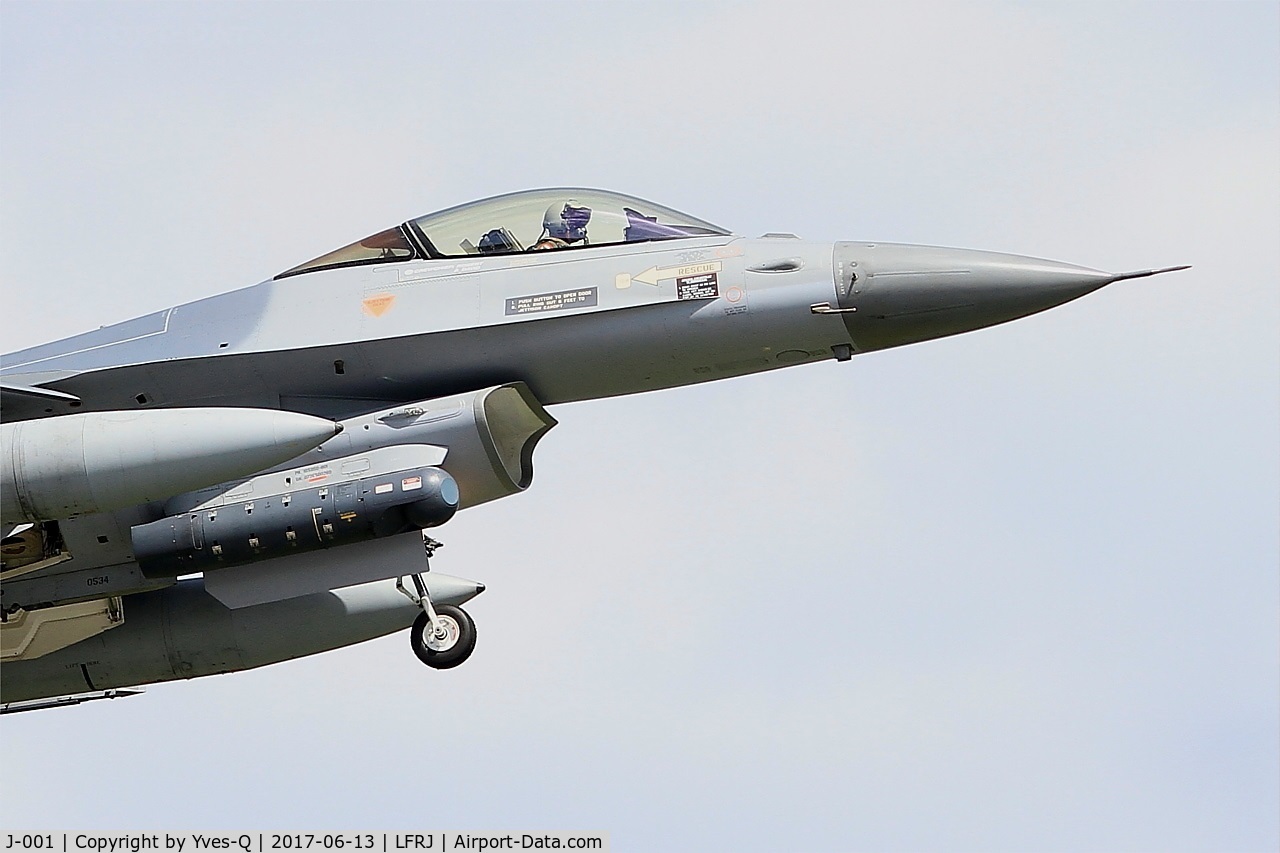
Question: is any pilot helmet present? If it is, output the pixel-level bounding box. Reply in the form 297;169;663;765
543;201;591;242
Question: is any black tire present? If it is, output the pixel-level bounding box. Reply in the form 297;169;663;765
410;605;477;670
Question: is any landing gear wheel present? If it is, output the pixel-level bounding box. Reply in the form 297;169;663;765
410;604;476;670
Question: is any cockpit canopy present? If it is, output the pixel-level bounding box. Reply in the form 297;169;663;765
277;188;730;279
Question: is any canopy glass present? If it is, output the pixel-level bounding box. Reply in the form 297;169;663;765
278;188;729;279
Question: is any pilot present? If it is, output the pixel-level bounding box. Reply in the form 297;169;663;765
530;201;591;251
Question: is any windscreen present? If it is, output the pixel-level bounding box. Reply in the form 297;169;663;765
278;227;417;278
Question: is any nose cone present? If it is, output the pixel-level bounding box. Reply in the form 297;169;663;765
832;242;1183;353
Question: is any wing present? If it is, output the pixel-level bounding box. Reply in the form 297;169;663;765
0;377;81;421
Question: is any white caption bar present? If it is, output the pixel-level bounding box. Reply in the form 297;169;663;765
2;834;609;853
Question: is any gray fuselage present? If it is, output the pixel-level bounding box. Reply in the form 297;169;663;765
2;189;1175;706
3;235;854;421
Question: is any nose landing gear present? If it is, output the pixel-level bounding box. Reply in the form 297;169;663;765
396;537;479;670
410;603;476;669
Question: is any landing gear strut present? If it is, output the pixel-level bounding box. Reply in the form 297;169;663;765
396;537;478;670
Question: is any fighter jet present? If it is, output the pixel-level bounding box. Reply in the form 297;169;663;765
0;187;1187;711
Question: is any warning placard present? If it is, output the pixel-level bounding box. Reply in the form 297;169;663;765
676;272;719;300
505;287;599;315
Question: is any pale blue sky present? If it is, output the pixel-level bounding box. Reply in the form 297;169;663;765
2;2;1277;850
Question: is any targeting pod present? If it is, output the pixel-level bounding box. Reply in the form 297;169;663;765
131;446;458;577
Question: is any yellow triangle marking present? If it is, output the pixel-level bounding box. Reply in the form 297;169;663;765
362;294;395;317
